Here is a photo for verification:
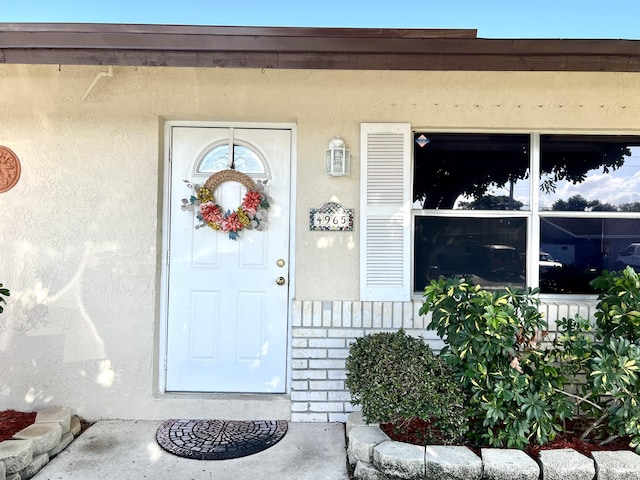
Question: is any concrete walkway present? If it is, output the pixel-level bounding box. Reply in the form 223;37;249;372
32;420;350;480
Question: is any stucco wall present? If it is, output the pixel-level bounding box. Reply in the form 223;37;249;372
0;64;639;419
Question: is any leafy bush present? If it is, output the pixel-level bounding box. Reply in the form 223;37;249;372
420;277;573;448
589;337;640;452
345;329;467;445
552;267;640;454
553;314;595;376
591;266;640;343
0;283;9;314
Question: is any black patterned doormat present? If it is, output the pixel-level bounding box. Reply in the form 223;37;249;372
156;419;288;460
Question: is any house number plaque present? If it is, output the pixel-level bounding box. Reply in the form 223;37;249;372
309;202;354;231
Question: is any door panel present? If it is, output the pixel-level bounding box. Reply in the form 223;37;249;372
165;126;291;393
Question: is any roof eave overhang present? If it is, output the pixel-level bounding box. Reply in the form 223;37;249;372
2;23;640;72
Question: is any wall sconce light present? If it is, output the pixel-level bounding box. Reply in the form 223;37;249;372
325;136;350;176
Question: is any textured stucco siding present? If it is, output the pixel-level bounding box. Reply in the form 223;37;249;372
0;64;636;419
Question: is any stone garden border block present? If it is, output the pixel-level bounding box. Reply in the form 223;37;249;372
36;406;71;435
354;461;391;480
348;425;389;465
592;450;640;480
70;416;82;436
20;452;48;480
48;432;74;458
482;448;540;480
346;411;378;436
374;440;425;479
0;440;33;474
346;412;640;480
13;423;62;455
0;406;80;479
425;445;482;480
538;449;595;480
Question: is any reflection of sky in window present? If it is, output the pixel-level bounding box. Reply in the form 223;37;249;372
199;144;265;174
539;147;640;210
453;146;640;211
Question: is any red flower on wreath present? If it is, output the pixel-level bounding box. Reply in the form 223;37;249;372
242;190;263;215
199;202;224;224
221;211;243;232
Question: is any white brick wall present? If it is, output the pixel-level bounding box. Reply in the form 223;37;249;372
290;297;597;422
290;299;439;422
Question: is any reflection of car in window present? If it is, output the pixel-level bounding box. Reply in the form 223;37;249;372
539;252;562;271
467;244;522;280
615;243;640;268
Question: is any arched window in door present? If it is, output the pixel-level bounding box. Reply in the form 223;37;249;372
195;141;270;181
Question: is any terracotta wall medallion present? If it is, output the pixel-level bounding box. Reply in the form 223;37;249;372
0;146;21;193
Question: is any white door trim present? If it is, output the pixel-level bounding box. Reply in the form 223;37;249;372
157;120;297;394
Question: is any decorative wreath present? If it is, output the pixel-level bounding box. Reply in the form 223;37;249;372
181;169;270;241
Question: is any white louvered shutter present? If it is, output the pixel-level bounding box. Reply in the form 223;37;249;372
360;123;412;301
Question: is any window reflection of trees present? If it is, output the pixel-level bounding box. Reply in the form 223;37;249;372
540;136;631;201
413;134;529;210
412;133;640;294
413;134;640;212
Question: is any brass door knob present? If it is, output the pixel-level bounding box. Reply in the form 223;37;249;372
276;276;286;286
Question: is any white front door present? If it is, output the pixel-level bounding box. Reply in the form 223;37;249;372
165;125;291;393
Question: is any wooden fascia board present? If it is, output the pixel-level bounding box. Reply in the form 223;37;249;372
1;24;640;71
3;49;640;72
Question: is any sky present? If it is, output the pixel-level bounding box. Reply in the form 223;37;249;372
3;0;640;39
546;149;640;209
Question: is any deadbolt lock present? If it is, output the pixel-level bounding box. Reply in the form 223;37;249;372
277;259;286;267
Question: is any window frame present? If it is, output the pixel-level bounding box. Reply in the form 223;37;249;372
407;129;640;301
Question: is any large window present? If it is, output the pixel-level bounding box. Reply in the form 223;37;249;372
414;216;527;291
413;133;640;294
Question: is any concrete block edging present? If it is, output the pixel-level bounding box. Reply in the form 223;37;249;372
346;411;640;480
0;406;80;480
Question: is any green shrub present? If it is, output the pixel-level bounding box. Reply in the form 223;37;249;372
551;268;640;454
345;329;467;445
584;268;640;453
553;314;595;376
590;266;640;343
589;337;640;452
556;327;640;453
0;283;9;314
421;277;573;448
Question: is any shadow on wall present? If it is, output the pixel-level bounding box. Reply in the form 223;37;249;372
0;240;121;410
